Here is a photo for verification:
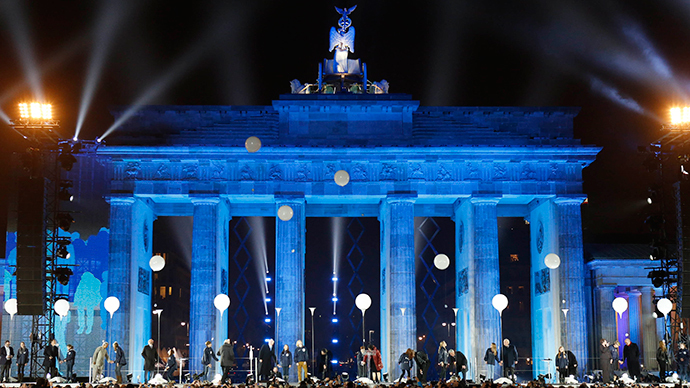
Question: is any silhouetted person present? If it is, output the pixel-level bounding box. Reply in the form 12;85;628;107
621;338;641;381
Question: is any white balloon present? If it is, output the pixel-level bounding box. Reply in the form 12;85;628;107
214;294;231;314
492;294;509;316
278;205;294;221
612;297;628;318
544;253;561;269
434;254;450;270
334;170;350;187
149;255;165;272
4;299;17;317
104;296;120;319
245;136;262;153
657;298;673;317
355;293;372;312
54;299;70;317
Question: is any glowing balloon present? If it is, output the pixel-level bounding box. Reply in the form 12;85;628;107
245;136;261;153
355;293;372;312
544;253;561;269
54;299;70;317
278;205;294;221
434;254;450;270
4;299;17;317
149;255;165;272
214;294;231;318
104;296;120;319
492;294;509;316
657;298;673;317
612;297;628;318
334;170;350;187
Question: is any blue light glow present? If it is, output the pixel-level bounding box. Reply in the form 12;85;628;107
332;318;338;323
331;359;338;364
331;297;338;302
264;338;270;343
331;339;338;343
265;297;271;302
266;277;272;282
264;318;271;323
332;277;338;282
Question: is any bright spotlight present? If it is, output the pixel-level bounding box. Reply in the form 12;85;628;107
332;297;338;302
18;102;51;120
331;339;338;343
265;297;271;303
266;277;272;282
332;318;338;323
332;277;338;282
264;318;271;323
670;107;690;126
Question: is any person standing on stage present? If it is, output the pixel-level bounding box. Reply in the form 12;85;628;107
657;340;670;380
621;338;641;381
677;342;689;383
218;339;235;383
113;342;127;383
294;340;308;382
43;339;59;377
414;350;430;383
201;341;219;382
437;341;449;380
484;343;499;380
599;339;613;383
356;345;366;379
454;349;468;382
611;340;621;379
566;348;578;379
397;348;414;382
0;340;14;382
279;344;292;382
164;348;177;382
258;339;276;382
317;348;333;380
141;339;157;382
91;342;109;381
556;346;569;383
60;344;76;382
499;338;518;382
368;344;382;382
16;342;28;383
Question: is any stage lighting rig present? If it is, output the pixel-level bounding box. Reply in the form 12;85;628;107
56;213;74;231
58;181;74;202
53;267;73;286
11;102;61;143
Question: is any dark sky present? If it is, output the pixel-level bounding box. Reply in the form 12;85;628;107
1;0;688;239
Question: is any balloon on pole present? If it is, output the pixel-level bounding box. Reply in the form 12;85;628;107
544;253;561;269
612;297;628;318
657;298;673;317
334;170;350;187
434;254;450;270
491;294;508;317
355;293;372;312
245;136;262;153
277;205;294;221
104;297;120;319
149;255;165;272
54;299;70;318
214;294;231;319
4;299;17;318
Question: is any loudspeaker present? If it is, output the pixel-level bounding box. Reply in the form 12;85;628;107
15;177;45;315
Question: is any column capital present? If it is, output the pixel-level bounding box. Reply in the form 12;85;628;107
105;195;136;205
384;191;417;204
190;196;221;205
275;192;305;204
469;196;501;205
553;196;587;205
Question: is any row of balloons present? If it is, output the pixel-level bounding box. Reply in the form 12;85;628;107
432;252;561;271
612;296;673;319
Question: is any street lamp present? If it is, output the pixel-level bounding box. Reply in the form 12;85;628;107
153;309;163;374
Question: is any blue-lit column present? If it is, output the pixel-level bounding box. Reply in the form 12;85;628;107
555;197;589;376
190;197;230;371
627;290;642;352
275;196;305;383
452;199;476;378
640;287;657;368
379;193;416;376
108;196;154;377
471;198;501;378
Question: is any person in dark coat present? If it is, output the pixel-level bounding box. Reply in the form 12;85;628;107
61;344;76;382
611;341;621;377
677;343;689;382
200;341;219;382
500;338;518;382
397;349;414;382
453;349;468;382
316;348;333;380
657;340;670;380
258;339;276;382
599;339;613;383
164;348;177;382
217;339;235;383
414;351;431;383
621;338;641;381
484;343;499;380
437;341;449;381
16;342;28;383
566;350;578;378
141;339;157;382
43;339;59;377
0;340;14;382
356;345;367;378
113;342;127;383
279;344;292;382
556;346;569;383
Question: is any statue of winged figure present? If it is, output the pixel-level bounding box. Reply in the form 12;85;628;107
329;5;357;73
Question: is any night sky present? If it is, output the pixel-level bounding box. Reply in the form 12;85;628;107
0;0;685;373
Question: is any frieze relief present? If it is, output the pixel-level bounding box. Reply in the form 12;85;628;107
182;163;199;180
351;163;367;181
295;164;311;182
436;164;452;181
409;163;425;180
379;163;397;181
211;160;226;180
493;163;509;180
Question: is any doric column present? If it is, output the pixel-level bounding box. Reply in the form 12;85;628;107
596;286;617;347
379;193;416;376
640;287;657;368
627;290;642;353
555;197;589;376
108;196;154;377
471;197;501;378
452;199;476;378
190;197;230;370
275;195;305;382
